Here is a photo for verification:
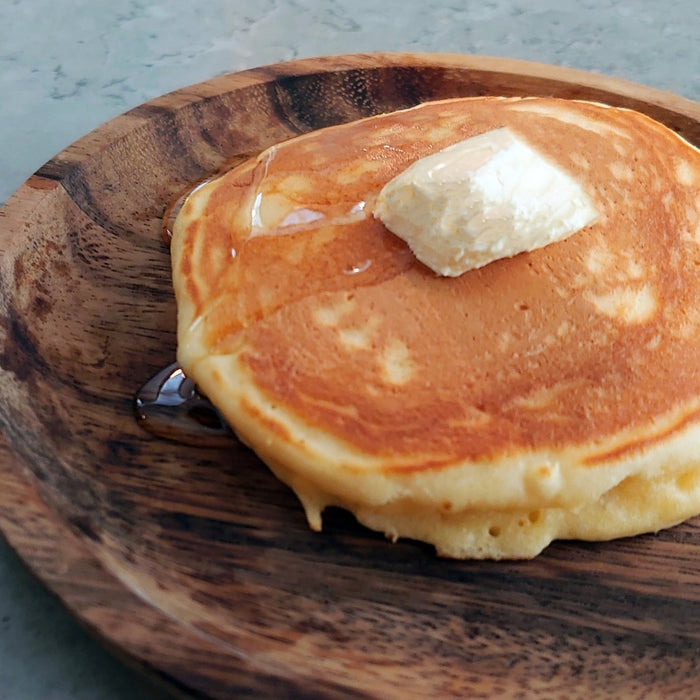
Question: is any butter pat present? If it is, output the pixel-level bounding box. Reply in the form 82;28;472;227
374;128;599;276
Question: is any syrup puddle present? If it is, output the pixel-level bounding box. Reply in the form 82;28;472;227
134;362;237;447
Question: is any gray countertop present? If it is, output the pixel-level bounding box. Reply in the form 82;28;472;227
1;1;699;697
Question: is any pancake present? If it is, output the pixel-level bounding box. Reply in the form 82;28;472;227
171;96;700;559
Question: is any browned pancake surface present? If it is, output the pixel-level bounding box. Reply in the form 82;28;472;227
175;97;700;468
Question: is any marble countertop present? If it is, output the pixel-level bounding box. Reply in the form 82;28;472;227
1;0;699;697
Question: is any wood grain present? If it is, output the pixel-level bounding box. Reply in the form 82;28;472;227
1;53;700;699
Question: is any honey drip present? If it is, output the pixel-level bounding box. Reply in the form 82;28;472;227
136;147;376;446
136;159;259;447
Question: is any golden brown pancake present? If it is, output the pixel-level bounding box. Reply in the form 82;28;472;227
171;96;700;559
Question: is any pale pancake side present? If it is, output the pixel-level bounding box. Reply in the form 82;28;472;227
192;349;700;558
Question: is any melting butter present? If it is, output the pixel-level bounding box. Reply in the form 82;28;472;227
374;127;599;276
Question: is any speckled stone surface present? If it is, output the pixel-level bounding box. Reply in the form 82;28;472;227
0;0;699;697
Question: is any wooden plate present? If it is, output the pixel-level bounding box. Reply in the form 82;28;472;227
2;53;700;699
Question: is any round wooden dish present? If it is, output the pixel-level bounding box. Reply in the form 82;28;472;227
1;53;700;699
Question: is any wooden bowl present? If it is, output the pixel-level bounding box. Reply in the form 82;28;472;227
1;53;700;699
